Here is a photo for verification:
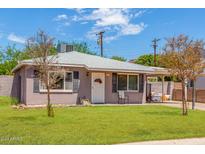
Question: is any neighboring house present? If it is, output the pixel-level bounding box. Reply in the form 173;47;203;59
194;69;205;89
11;46;167;106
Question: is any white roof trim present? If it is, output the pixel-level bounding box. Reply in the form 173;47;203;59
12;62;156;74
87;68;155;74
12;62;87;73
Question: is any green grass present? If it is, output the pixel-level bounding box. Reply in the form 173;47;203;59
0;96;18;106
1;96;205;144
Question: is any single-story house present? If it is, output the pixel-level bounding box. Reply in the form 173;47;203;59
11;46;168;106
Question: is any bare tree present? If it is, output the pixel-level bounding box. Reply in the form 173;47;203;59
159;34;205;115
27;31;62;117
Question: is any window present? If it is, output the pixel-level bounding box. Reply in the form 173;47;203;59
50;72;64;89
39;71;74;92
112;73;117;92
73;71;80;92
128;75;138;90
117;75;127;90
73;71;79;79
65;72;73;90
117;74;139;91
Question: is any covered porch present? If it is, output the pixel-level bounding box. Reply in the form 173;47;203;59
88;67;170;105
145;67;171;103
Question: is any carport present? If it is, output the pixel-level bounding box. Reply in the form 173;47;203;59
146;67;170;103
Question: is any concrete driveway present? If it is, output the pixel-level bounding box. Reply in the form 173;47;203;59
120;137;205;145
149;101;205;111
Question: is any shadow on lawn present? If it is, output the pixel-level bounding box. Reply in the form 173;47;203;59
142;111;180;116
8;116;37;121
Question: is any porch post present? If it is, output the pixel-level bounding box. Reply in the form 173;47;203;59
161;75;164;103
185;78;188;102
192;79;196;110
142;74;147;104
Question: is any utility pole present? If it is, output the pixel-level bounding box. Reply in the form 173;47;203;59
152;38;160;66
96;31;105;57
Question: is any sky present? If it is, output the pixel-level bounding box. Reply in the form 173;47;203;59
0;8;205;60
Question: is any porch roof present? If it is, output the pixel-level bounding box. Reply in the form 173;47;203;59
12;51;169;74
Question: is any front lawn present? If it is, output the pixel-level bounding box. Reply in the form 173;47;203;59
1;97;205;144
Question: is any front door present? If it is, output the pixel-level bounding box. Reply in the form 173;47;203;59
91;72;105;103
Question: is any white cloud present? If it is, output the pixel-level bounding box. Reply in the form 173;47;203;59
86;26;113;41
104;35;119;42
95;14;128;27
73;9;129;26
120;23;146;35
72;15;79;21
87;9;129;26
54;14;68;21
53;14;70;35
54;9;147;42
7;33;26;44
86;27;98;40
133;10;147;18
72;8;147;42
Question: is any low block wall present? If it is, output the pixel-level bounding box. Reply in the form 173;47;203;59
0;75;14;96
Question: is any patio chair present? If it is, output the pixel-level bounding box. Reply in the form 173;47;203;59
118;91;129;104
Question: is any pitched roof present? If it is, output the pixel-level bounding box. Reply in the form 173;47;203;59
13;51;168;74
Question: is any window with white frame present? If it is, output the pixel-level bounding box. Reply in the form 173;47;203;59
117;74;139;91
65;72;73;90
39;71;74;92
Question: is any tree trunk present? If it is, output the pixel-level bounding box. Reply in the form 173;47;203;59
47;87;54;117
181;81;188;115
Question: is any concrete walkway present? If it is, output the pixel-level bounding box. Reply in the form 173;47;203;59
120;137;205;145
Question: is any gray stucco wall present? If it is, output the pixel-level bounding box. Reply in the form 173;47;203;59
105;72;144;104
10;67;27;103
24;66;91;105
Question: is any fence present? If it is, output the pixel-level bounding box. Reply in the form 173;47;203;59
172;89;205;103
0;75;14;96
